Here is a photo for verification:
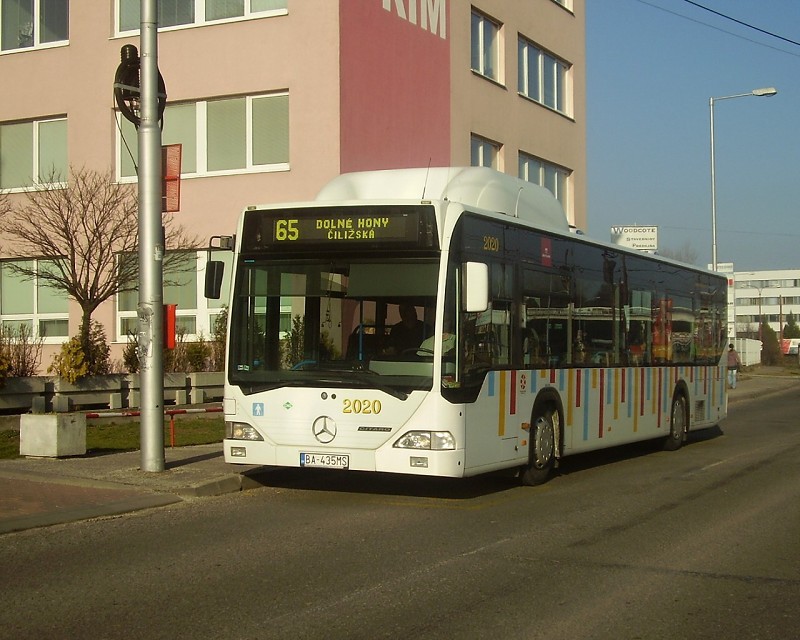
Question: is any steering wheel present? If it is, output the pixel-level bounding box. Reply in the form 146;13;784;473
291;359;317;370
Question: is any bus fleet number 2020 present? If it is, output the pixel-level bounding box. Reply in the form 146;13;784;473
342;399;382;414
483;235;500;251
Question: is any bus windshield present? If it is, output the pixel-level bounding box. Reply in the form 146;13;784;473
227;257;440;396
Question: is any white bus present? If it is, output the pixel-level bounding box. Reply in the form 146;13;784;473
205;167;727;485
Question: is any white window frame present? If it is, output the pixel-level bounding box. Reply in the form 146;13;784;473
519;151;570;213
518;36;571;117
116;92;289;182
0;116;67;191
0;259;70;345
471;9;502;84
115;0;288;36
0;0;69;53
471;134;501;170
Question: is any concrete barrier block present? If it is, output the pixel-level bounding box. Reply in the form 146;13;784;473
0;376;49;413
53;396;73;413
110;393;123;410
188;372;223;403
20;413;87;457
31;396;47;414
128;391;140;408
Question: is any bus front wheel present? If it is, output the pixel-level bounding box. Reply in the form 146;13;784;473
663;392;688;451
520;404;558;486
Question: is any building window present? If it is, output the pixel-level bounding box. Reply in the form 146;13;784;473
0;259;70;342
0;117;67;189
1;0;68;52
471;134;500;169
518;37;570;116
519;151;570;211
116;0;287;34
117;250;232;342
471;10;500;82
117;93;289;179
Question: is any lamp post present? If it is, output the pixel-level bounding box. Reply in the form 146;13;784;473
740;282;764;340
731;275;737;339
709;87;777;271
138;0;165;472
740;281;782;342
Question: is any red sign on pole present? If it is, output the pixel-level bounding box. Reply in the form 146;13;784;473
163;304;177;350
162;144;182;213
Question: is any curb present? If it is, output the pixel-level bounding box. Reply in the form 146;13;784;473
728;380;797;406
0;493;182;535
176;474;246;499
174;467;274;499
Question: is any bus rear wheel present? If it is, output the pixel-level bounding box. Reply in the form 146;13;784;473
663;392;687;451
520;404;558;486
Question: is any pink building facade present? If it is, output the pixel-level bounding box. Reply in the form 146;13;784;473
0;0;585;371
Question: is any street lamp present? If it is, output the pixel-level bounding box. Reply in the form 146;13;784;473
738;282;765;341
709;87;777;271
739;281;782;342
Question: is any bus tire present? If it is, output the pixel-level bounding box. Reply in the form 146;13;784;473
663;391;688;451
520;402;558;486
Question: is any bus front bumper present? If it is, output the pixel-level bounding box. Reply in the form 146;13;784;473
224;439;466;478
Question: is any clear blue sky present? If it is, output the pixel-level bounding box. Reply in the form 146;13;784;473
586;0;800;272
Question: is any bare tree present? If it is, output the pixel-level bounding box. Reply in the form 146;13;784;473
0;188;10;219
658;241;699;266
0;166;198;362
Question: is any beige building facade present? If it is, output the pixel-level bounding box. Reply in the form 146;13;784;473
0;0;586;371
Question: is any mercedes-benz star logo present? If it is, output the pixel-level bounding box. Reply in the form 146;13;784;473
312;416;337;444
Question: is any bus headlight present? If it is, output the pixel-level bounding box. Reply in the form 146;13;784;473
226;421;264;441
393;431;455;450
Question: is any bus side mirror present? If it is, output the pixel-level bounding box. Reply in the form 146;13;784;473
463;262;489;312
205;260;225;300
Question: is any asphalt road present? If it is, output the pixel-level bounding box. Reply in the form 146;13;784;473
1;389;798;640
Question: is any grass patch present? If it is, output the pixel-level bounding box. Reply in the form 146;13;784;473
0;416;224;460
0;430;19;459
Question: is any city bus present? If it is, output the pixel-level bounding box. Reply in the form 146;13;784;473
205;167;728;485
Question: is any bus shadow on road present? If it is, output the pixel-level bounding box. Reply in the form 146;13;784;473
242;466;520;500
242;426;726;497
552;424;726;479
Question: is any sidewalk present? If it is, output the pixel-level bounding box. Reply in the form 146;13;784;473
0;369;797;535
0;443;267;535
729;366;798;404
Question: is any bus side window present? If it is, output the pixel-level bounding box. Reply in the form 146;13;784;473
522;269;571;368
522;297;543;367
488;263;513;366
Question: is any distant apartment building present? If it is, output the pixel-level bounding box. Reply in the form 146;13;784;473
729;269;800;343
0;0;586;370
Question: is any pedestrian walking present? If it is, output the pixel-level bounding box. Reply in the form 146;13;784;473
726;343;741;389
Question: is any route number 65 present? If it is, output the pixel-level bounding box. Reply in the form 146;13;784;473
275;219;299;241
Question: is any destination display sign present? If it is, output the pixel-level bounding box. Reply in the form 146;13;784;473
241;205;438;252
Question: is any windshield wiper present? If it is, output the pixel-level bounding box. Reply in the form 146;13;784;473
354;373;410;401
237;379;306;395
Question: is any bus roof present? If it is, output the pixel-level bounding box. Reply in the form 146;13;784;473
316;167;571;235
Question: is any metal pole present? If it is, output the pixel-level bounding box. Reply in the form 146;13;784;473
731;274;737;339
758;291;763;342
138;0;165;472
708;88;777;273
709;96;718;271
